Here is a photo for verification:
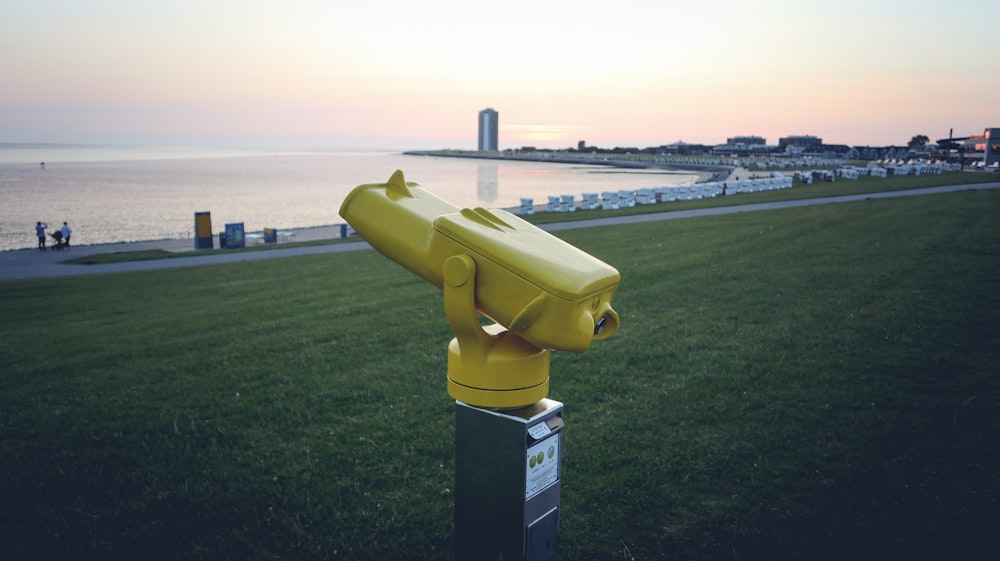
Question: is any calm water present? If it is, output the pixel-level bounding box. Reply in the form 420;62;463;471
0;144;701;252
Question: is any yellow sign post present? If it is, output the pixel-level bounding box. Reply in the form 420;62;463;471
194;211;213;250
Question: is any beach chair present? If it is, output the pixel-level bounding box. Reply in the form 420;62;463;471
546;195;560;212
619;190;636;208
635;188;654;205
580;193;600;210
654;188;676;203
560;194;575;212
601;191;619;210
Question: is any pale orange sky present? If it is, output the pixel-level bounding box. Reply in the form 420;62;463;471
1;0;996;149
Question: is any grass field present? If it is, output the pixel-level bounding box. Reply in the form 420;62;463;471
2;187;999;560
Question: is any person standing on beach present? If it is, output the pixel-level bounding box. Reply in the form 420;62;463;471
61;222;72;247
35;222;48;251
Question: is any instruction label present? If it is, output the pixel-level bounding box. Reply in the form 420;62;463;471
525;433;559;500
527;421;552;440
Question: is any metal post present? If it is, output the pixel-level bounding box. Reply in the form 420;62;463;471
455;399;564;561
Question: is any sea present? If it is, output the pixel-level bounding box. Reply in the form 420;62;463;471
0;144;704;252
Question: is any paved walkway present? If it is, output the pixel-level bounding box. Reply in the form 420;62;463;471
0;225;365;281
2;182;997;281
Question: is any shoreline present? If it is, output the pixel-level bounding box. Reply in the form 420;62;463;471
0;223;347;255
1;151;734;253
3;182;997;280
404;149;734;183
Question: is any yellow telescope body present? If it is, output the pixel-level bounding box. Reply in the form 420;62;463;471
340;170;620;408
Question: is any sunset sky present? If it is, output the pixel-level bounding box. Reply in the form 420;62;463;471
2;0;997;150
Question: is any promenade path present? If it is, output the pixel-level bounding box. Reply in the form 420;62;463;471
2;182;997;281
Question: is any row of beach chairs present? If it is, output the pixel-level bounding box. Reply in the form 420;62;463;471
790;163;947;185
517;174;795;214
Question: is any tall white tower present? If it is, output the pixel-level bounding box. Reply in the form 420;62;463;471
478;108;499;152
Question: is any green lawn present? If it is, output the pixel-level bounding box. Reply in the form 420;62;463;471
2;188;998;560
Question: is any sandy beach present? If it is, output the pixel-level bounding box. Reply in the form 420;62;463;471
405;149;735;184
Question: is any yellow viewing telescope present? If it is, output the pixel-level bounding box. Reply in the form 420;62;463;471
340;170;621;408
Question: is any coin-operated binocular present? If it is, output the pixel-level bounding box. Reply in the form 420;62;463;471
339;170;620;409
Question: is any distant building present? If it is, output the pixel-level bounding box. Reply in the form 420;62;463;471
979;128;1000;166
726;135;766;145
779;135;822;147
716;135;772;156
478;108;499;152
655;141;710;156
937;127;1000;166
